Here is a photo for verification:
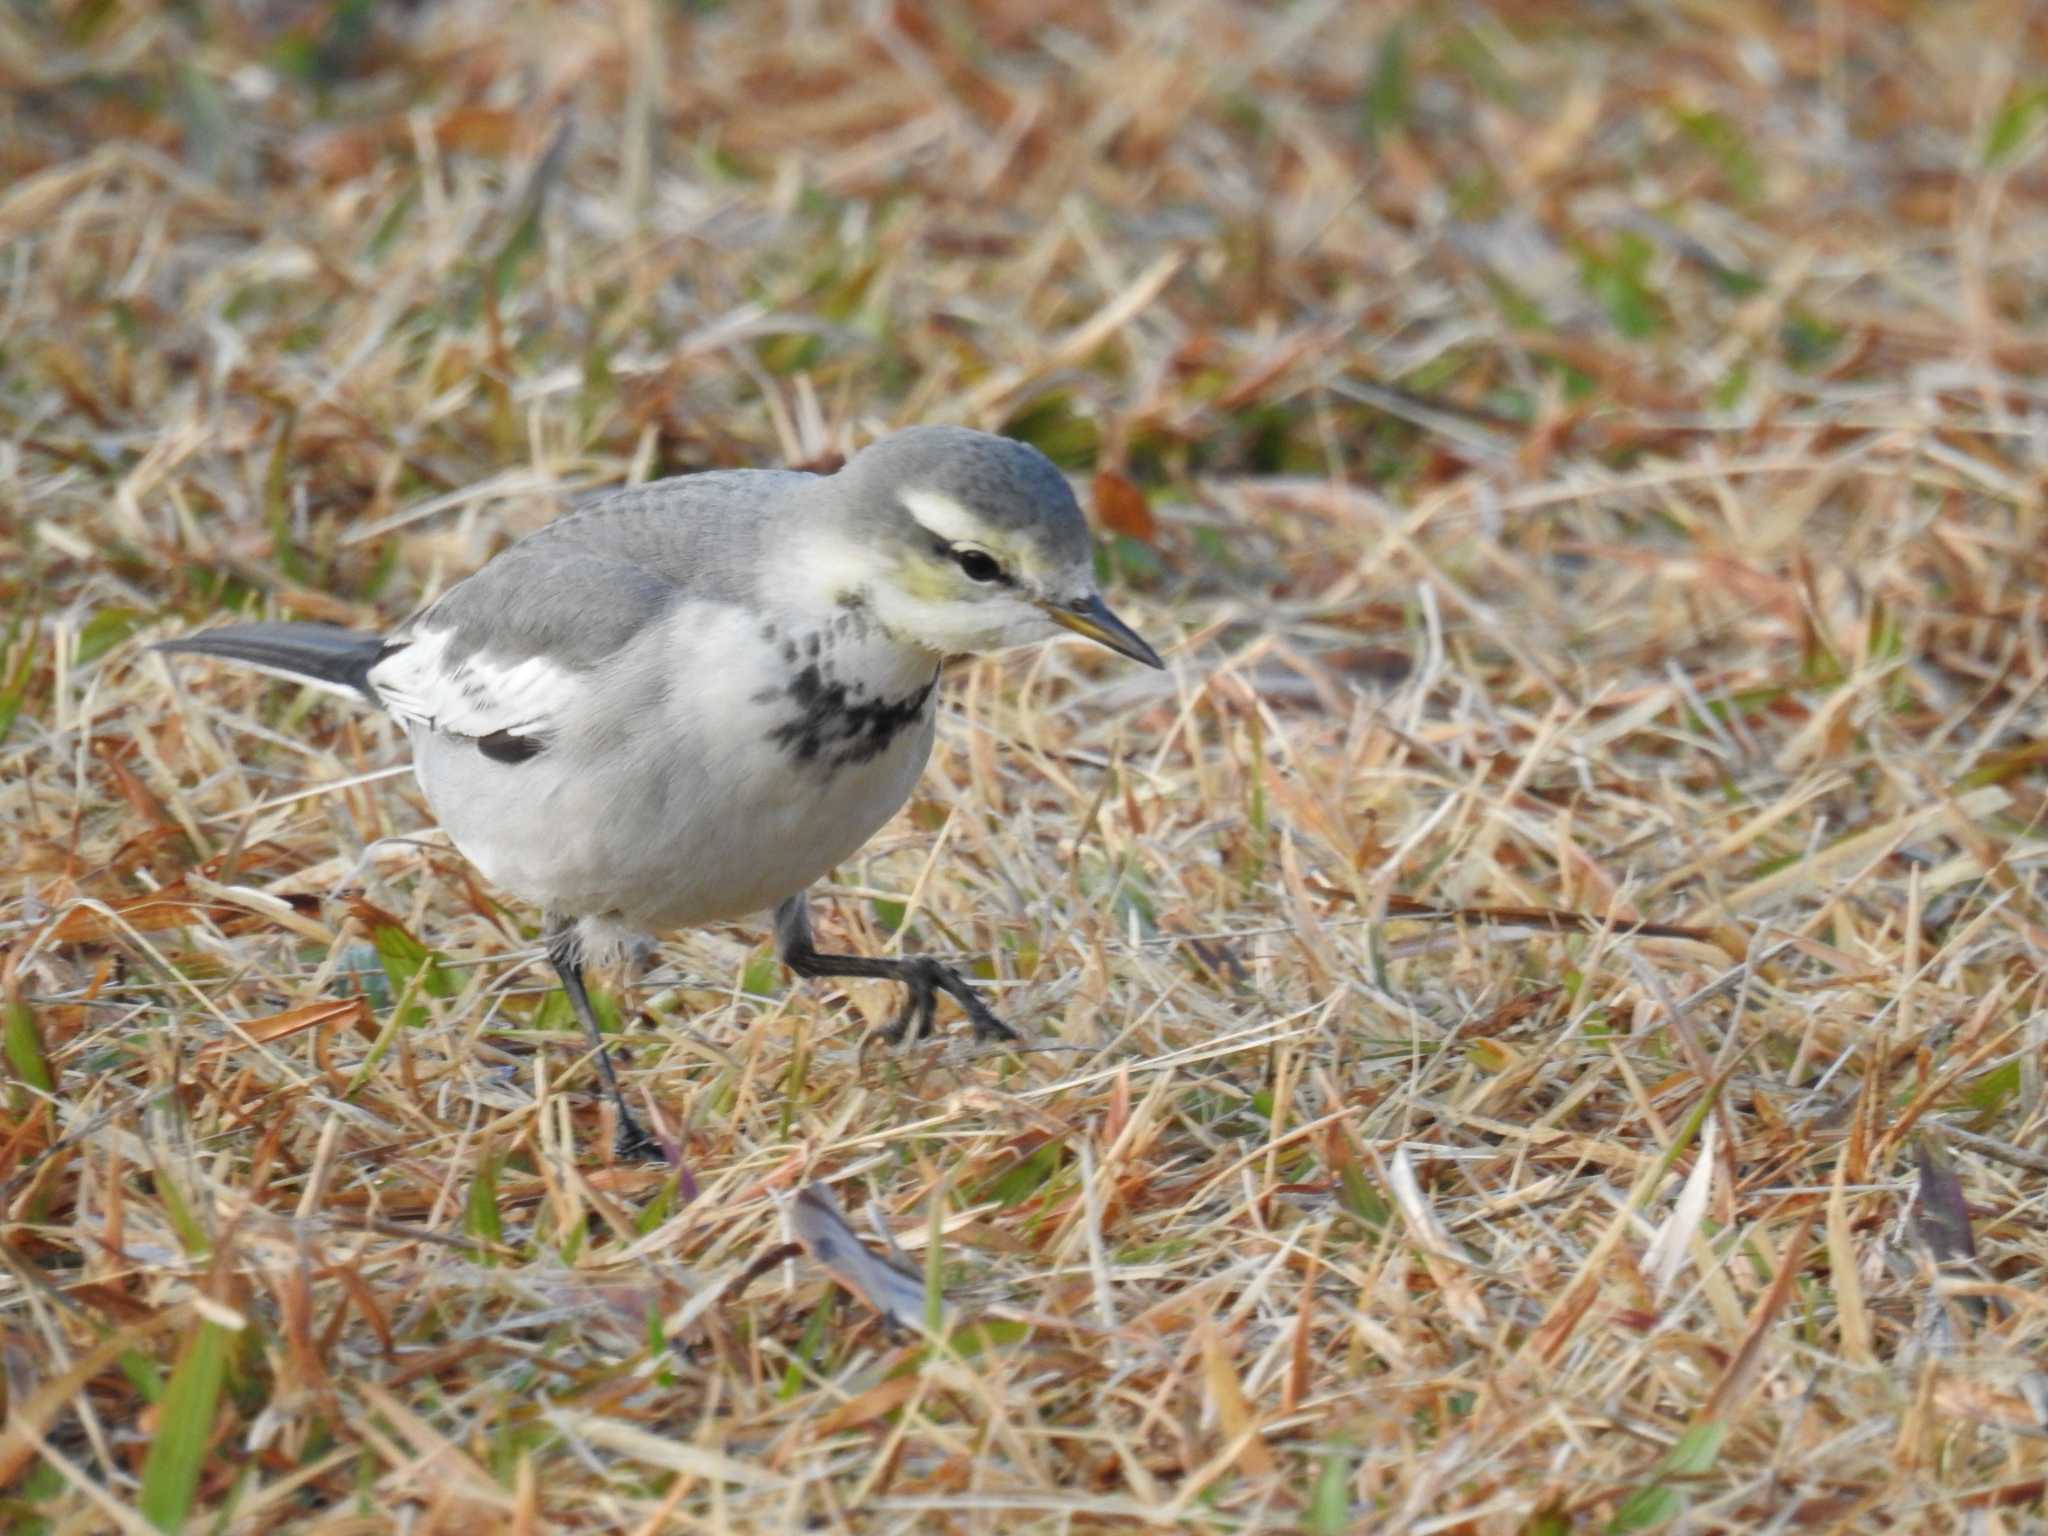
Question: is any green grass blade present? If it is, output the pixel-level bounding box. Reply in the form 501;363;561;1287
465;1149;504;1256
5;996;54;1096
138;1316;232;1531
925;1180;947;1337
1307;1445;1352;1534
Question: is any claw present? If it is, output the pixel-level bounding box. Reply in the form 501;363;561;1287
970;1009;1020;1044
881;985;920;1045
875;969;1019;1048
612;1111;665;1164
883;979;939;1044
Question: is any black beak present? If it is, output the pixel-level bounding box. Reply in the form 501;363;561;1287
1041;594;1165;669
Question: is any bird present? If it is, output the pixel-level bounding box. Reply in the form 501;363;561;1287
157;426;1165;1160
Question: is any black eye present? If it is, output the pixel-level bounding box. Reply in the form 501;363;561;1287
953;548;1003;583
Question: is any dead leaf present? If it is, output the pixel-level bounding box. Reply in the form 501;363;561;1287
96;742;177;832
809;1375;923;1439
436;107;520;156
1702;1209;1817;1421
202;998;373;1057
1198;1317;1275;1478
44;888;237;943
1091;468;1156;543
1913;1135;1978;1267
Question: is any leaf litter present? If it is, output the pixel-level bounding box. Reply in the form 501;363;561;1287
4;1;2048;1530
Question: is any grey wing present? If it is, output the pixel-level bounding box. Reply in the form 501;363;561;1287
368;554;675;742
365;468;808;744
493;468;810;609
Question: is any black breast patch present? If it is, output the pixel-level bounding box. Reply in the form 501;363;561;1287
767;663;936;770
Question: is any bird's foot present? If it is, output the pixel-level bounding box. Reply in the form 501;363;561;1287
879;960;1020;1047
611;1109;666;1164
960;993;1021;1045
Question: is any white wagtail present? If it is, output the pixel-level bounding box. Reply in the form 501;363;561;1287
159;426;1164;1158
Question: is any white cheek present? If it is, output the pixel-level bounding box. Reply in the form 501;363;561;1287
873;590;1053;656
983;601;1061;650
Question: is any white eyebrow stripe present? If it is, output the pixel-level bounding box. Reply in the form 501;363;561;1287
899;489;987;546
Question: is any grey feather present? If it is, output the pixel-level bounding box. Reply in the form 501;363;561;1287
155;622;388;698
407;470;812;668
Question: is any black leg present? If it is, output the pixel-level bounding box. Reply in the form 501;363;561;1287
545;918;662;1162
773;894;1019;1046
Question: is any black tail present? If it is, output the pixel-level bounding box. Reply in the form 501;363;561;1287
155;622;388;701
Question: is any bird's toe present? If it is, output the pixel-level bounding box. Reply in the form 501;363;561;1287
880;996;918;1046
879;976;940;1045
968;1008;1020;1045
611;1113;665;1164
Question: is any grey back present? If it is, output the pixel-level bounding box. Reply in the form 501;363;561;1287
404;469;818;668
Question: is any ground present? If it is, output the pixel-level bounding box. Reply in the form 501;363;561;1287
4;1;2048;1531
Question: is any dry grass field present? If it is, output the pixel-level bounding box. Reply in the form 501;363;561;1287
6;1;2048;1530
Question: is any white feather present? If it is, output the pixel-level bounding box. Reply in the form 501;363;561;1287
367;628;582;739
898;488;988;546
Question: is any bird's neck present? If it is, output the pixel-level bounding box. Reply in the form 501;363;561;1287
755;558;937;708
766;526;944;681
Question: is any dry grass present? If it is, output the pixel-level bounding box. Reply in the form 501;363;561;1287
5;0;2048;1530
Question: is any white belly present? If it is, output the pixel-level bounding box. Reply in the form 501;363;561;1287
410;602;941;933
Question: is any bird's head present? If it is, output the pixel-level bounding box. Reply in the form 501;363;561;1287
818;426;1163;668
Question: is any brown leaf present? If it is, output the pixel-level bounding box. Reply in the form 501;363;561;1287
1448;985;1564;1041
297;124;384;182
809;1375;923;1439
44;888;234;943
96;742;177;832
1381;895;1714;944
435;107;519;156
1091;469;1156;543
202;998;373;1056
1325;646;1414;687
1702;1208;1818;1421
